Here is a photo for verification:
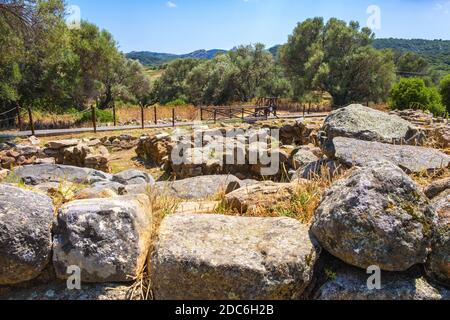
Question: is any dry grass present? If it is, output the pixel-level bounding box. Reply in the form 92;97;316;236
115;104;200;123
216;165;348;225
411;167;450;188
129;186;180;300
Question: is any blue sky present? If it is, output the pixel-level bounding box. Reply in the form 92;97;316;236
67;0;450;54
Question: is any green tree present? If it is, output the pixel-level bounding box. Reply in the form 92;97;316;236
395;52;429;77
280;17;396;106
389;78;445;116
439;74;450;114
155;58;201;104
16;0;76;113
69;21;124;109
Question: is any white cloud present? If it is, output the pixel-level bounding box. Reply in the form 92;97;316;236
166;1;177;8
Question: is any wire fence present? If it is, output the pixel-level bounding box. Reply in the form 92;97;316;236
0;100;331;136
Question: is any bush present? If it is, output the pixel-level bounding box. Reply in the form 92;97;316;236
439;74;450;114
78;109;115;124
165;98;188;107
389;78;446;116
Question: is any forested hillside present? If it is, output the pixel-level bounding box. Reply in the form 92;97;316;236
126;49;227;66
128;39;450;76
373;38;450;74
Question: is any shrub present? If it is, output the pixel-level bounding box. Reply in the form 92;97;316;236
389;78;446;116
78;109;114;124
165;98;188;107
439;74;450;114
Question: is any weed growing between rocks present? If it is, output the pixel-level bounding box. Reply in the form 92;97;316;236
129;186;180;300
216;165;348;224
412;167;450;188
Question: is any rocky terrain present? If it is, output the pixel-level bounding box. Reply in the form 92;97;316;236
0;104;449;300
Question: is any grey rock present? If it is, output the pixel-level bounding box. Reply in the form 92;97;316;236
13;164;112;185
320;104;419;155
424;177;450;199
315;265;449;300
331;137;450;173
293;159;343;180
290;149;319;170
224;181;304;213
150;214;321;300
53;195;152;283
426;192;450;286
0;185;54;285
46;139;79;149
156;175;242;200
112;169;155;186
1;282;136;300
224;179;259;194
89;181;125;193
311;160;436;271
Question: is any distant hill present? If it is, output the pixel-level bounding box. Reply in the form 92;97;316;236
128;40;450;75
373;38;450;74
126;49;227;66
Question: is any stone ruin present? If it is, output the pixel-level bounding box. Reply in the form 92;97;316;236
136;120;323;180
0;104;449;300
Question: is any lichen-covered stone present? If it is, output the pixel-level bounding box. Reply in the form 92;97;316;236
13;164;111;185
224;181;304;213
155;175;241;200
315;265;449;300
0;185;54;285
426;191;450;286
330;137;450;173
53;195;152;283
150;214;321;300
311;160;436;271
112;169;155;186
320;104;419;155
424;177;450;199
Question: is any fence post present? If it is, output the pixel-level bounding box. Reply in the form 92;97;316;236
200;108;203;121
214;109;217;124
112;102;117;126
27;107;35;136
229;108;232;120
154;106;157;125
91;105;97;134
16;102;22;131
172;108;175;127
141;104;145;129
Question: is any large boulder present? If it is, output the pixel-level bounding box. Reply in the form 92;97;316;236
315;265;449;300
311;160;436;271
320;104;420;155
155;175;241;200
53;195;152;283
426;191;450;286
0;185;54;285
150;214;321;300
12;164;111;185
330;137;450;173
